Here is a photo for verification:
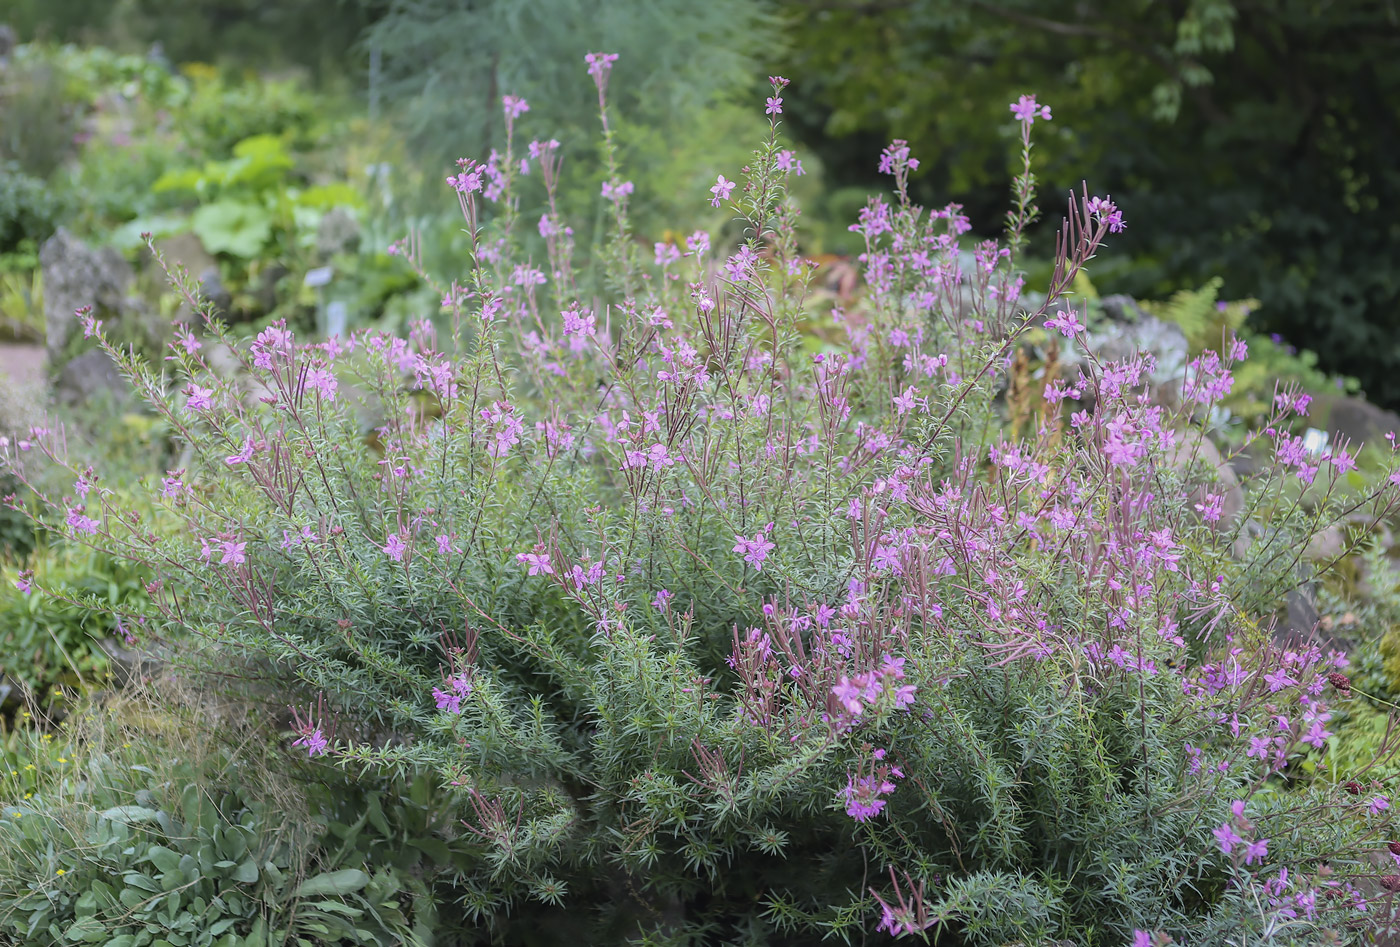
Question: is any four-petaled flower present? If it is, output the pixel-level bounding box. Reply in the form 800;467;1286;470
383;532;408;562
293;727;328;757
733;530;775;571
765;95;783;116
710;175;735;208
185;384;214;413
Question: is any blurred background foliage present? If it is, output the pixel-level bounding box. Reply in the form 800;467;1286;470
4;0;1397;403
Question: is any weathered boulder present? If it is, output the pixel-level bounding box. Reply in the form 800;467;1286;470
1316;394;1400;451
55;348;128;406
198;266;231;317
40;228;135;358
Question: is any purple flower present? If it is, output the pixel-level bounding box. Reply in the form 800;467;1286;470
220;540;246;566
1044;309;1084;337
516;551;554;576
185;384;214;413
840;773;896;822
383;533;408;562
1132;932;1152;947
292;727;329;757
65;508;98;535
1214;822;1243;855
225;437;256;466
584;51;619;81
1010;94;1052;124
1244;838;1270;865
601;180;634;202
652;589;673;611
14;571;32;595
433;687;462;714
435;534;455;555
1370;795;1391;815
501;95;529;120
709;175;735;208
733;531;775;571
765;95;783;115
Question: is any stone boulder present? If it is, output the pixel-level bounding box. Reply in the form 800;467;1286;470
55;348;128;406
40;228;137;358
1315;394;1400;452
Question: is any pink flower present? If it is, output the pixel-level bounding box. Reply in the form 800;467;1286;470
1132;932;1152;947
433;687;462;714
307;368;338;401
1044;309;1084;337
709;175;735;208
220;540;246;566
1010;94;1052;124
840;773;897;822
292;727;329;757
765;95;783;115
1370;795;1391;815
435;534;455;555
1213;822;1243;854
601;180;634;202
652;589;673;611
225;437;256;466
584;51;619;81
14;571;32;595
774;149;804;176
516;551;553;576
1244;838;1270;865
383;533;408;562
501;94;529;120
66;508;98;535
185;384;214;413
733;531;775;571
448;166;484;193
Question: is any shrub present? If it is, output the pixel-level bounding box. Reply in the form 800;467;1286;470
0;162;62;257
8;69;1400;945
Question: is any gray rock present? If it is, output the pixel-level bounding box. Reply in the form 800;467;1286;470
40;228;135;358
153;231;218;277
55;348;128;406
1099;294;1151;324
1168;432;1246;534
206;341;271;408
1278;586;1320;641
198;266;231;317
1318;394;1400;452
98;638;168;689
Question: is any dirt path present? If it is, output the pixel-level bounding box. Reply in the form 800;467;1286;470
0;343;45;392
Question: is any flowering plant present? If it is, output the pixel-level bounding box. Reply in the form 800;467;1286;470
8;69;1400;945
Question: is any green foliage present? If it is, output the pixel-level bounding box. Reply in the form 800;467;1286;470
0;163;62;257
0;707;438;946
0;540;150;698
777;0;1400;408
364;0;780;222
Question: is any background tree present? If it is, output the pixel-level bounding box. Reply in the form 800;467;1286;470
778;0;1400;405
